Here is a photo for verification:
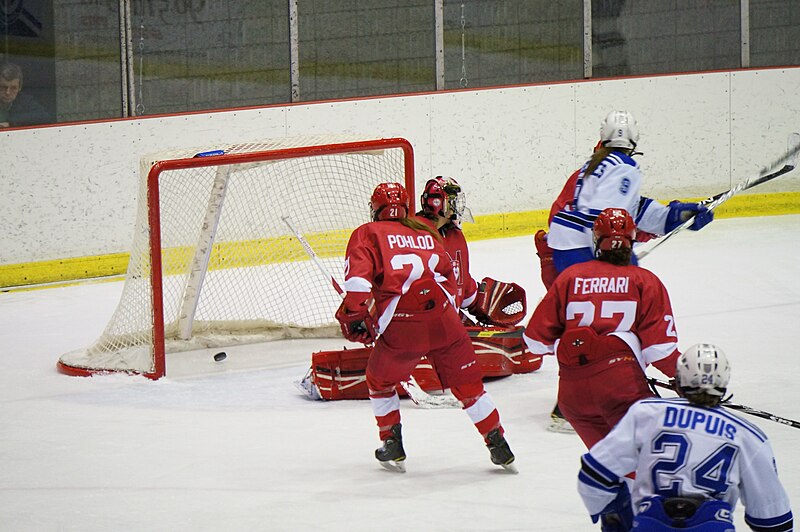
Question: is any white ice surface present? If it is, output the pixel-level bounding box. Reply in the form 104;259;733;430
1;215;798;531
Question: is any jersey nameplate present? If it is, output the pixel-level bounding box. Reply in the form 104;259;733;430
573;276;630;295
386;234;436;250
664;406;737;440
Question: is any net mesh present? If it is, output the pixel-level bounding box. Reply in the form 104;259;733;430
59;136;411;375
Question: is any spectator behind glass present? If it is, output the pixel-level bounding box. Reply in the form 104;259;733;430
0;62;50;128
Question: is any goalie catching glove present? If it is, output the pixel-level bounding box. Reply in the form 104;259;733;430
468;277;527;327
335;292;378;344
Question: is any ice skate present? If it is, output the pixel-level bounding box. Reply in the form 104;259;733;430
375;423;406;473
486;429;517;474
547;404;575;434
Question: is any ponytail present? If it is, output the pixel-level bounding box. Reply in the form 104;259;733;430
399;217;443;243
583;146;634;178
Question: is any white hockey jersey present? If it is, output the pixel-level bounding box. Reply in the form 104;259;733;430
578;397;793;531
548;151;670;251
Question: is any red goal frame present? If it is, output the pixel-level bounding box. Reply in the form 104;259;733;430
57;137;415;379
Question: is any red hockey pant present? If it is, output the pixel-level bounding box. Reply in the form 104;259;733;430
366;305;500;440
368;307;482;389
557;348;654;450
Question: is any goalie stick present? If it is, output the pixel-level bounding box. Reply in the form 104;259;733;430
467;327;523;339
281;216;461;409
647;377;800;430
637;132;800;260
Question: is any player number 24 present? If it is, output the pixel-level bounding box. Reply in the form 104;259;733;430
651;433;736;497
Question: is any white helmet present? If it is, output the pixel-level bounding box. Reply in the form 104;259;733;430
676;343;731;397
600;110;640;150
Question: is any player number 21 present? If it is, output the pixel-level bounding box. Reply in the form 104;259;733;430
390;253;441;293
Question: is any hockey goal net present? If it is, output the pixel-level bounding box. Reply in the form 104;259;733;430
58;136;415;379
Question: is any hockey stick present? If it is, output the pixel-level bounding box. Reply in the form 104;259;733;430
467;327;524;339
281;216;460;409
637;132;800;260
647;377;800;429
400;374;462;409
281;216;344;296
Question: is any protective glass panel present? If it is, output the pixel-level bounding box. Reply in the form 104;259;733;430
133;0;290;116
297;0;435;101
443;0;583;89
592;0;740;77
750;0;800;67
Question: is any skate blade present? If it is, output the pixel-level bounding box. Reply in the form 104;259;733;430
379;460;406;473
499;461;519;474
294;369;321;400
547;419;576;434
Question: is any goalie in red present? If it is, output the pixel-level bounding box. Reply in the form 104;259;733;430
523;207;682;450
335;182;517;473
416;176;527;329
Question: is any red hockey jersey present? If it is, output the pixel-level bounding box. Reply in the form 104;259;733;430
440;224;479;309
342;219;457;334
523;260;679;371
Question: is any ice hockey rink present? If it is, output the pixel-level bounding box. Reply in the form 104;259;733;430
2;214;798;531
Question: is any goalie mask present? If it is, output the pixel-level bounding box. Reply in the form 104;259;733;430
600;110;639;150
593;208;636;254
370;182;409;221
421;176;474;224
676;343;731;398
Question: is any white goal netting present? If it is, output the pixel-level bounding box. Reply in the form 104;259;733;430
58;135;414;378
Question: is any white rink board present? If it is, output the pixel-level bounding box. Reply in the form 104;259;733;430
574;72;733;199
730;68;800;194
429;84;577;207
2;67;800;265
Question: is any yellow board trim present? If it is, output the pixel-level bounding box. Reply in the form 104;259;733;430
2;192;799;291
460;191;800;240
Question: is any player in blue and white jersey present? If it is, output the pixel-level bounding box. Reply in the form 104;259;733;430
548;111;715;273
577;343;793;532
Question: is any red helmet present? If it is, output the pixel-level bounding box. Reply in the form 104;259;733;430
421;176;467;221
593;208;636;252
370;182;409;221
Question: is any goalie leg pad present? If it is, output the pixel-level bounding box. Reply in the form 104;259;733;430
467;325;540;377
311;347;372;400
312;328;541;401
312;347;440;401
408;356;445;393
510;351;543;374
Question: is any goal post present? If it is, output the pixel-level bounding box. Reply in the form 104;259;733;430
58;136;416;379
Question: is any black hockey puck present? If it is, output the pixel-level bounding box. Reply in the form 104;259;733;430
213;352;227;362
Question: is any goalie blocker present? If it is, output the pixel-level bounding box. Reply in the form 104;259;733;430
307;325;542;401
